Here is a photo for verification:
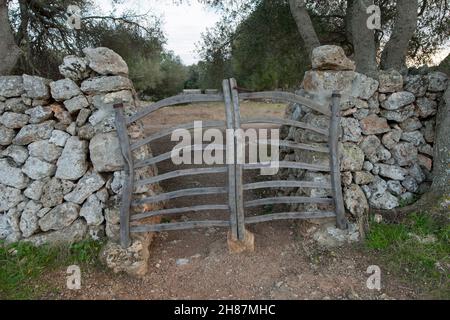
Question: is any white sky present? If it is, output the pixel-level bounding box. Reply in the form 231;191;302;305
93;0;221;65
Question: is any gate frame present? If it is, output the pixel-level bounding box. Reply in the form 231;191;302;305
114;78;347;248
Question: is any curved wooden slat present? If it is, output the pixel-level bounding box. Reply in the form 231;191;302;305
135;167;228;187
243;161;330;172
131;220;230;233
245;211;336;224
127;94;224;124
243;180;332;190
241;118;328;136
131;204;229;221
132;187;227;206
238;91;331;116
130;120;225;150
134;144;226;169
244;196;333;208
260;140;329;154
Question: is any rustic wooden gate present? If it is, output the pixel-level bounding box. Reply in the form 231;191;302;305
114;78;347;248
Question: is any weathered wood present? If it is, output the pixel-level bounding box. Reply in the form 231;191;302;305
260;140;330;153
243;161;330;172
329;91;348;229
127;94;223;124
131;220;230;233
241;117;328;136
135;167;228;187
134;144;226;169
223;79;239;240
245;196;333;207
132;187;227;206
245;211;336;224
230;78;246;241
131;204;229;221
114;103;133;248
130;120;225;151
238;91;331;116
243;180;332;190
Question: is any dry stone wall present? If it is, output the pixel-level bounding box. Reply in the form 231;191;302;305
281;45;448;221
0;47;159;247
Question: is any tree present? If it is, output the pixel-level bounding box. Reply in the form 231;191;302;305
0;0;20;75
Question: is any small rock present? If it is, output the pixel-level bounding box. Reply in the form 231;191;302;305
89;132;124;172
344;184;369;217
353;171;374;185
311;45;356;71
80;76;132;94
339;143;364;171
381;129;402;149
20;200;42;238
63;95;89;114
38;202;80;232
22;157;56;180
0;112;30;128
49;79;81;101
23;74;50;99
417;154;432;171
0;185;24;211
26;219;87;246
377;164;408;180
24;180;45;201
76;108;91;126
427;72;448;92
387;180;405;196
0;125;15;145
382;92;415;110
381;105;415;122
0;158;29;189
416;97;437;118
58;55;89;81
400;131;425;146
403;75;428;97
399;118;422;132
391;142;418;166
55;136;88;180
40;178;64;208
0;76;24;98
25;105;53;124
402;176;419;193
359;114;390;135
13;121;55;145
83;47;129;75
418;144;433;157
1;145;29;165
378;69;403;93
79;194;104;226
28;140;62;162
341;117;362;142
49;130;71;147
176;258;190;266
64;171;105;204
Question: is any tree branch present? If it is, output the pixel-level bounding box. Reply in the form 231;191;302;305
288;0;320;57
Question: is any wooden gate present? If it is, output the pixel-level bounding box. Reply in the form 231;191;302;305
114;78;347;248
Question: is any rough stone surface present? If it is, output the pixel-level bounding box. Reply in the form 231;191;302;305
83;47;129;76
311;45;355;71
24;180;45;201
26;219;87;246
377;164;408;180
401;131;425;146
0;158;29;189
23;74;50;99
50;79;81;101
58;56;89;81
359;114;390;135
0;125;15;145
0;112;30;128
312;223;359;247
381;129;402;149
339;143;364;171
1;145;29;165
344;184;369;217
0;185;24;211
80;76;132;94
13;121;55;145
0;76;24;98
25;106;53;124
80;194;104;226
28;140;62;162
427;72;448;92
381;105;415;122
404;75;428;97
382;92;415;110
49;130;71;147
22;157;56;180
64;171;105;204
391;142;418;166
63;95;89;113
89;132;124;172
19;200;42;238
39;202;80;232
378;70;403;93
341;117;362;142
416;97;437;118
55;137;88;180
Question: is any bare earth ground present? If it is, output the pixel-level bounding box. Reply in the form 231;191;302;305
43;102;417;300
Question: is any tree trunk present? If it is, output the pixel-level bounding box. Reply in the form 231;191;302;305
380;0;418;71
351;0;378;79
431;86;450;194
288;0;321;57
0;0;20;75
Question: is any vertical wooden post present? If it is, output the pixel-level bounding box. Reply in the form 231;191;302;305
229;78;246;241
329;92;348;230
114;103;134;248
222;80;239;240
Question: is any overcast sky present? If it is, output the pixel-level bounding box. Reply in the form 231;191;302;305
94;0;221;65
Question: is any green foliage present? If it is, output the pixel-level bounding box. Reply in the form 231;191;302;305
366;213;450;298
0;239;104;299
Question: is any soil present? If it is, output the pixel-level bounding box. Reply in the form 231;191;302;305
42;102;417;300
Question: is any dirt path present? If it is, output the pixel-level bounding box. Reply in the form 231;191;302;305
43;102;417;300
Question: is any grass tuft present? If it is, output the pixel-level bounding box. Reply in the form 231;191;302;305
0;239;104;299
